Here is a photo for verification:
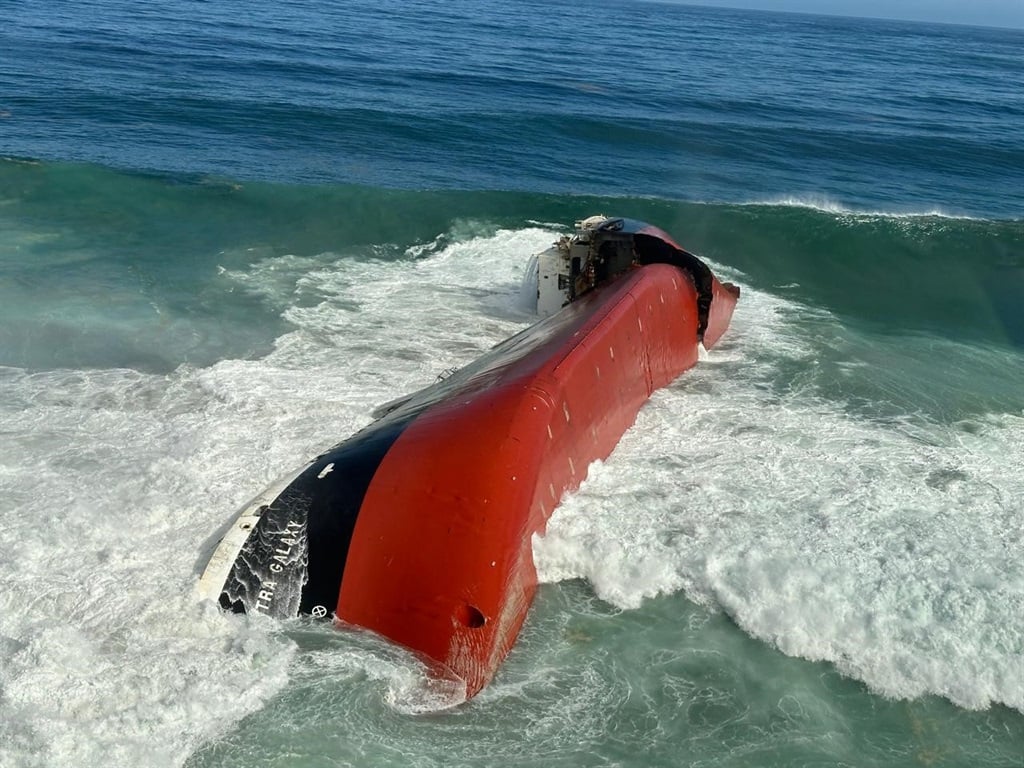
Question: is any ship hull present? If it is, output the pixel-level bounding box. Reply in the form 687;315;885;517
199;234;739;700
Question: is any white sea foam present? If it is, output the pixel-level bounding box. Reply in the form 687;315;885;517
3;224;1020;768
0;226;553;767
0;366;297;768
535;283;1024;713
743;195;982;220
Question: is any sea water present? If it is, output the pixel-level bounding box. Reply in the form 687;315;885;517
1;1;1022;766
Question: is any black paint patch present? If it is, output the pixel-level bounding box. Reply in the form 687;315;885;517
634;233;712;340
298;418;411;616
219;415;412;618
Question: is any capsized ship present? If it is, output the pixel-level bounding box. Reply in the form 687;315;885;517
197;216;739;699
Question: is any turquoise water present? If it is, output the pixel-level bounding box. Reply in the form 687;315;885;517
1;2;1022;766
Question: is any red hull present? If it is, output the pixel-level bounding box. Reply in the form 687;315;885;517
336;263;737;696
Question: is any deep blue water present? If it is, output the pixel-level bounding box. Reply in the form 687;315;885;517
1;2;1022;767
3;0;1023;216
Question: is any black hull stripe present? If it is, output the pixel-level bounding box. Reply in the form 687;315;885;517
219;413;415;618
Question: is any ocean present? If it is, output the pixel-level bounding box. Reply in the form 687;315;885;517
1;0;1022;766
